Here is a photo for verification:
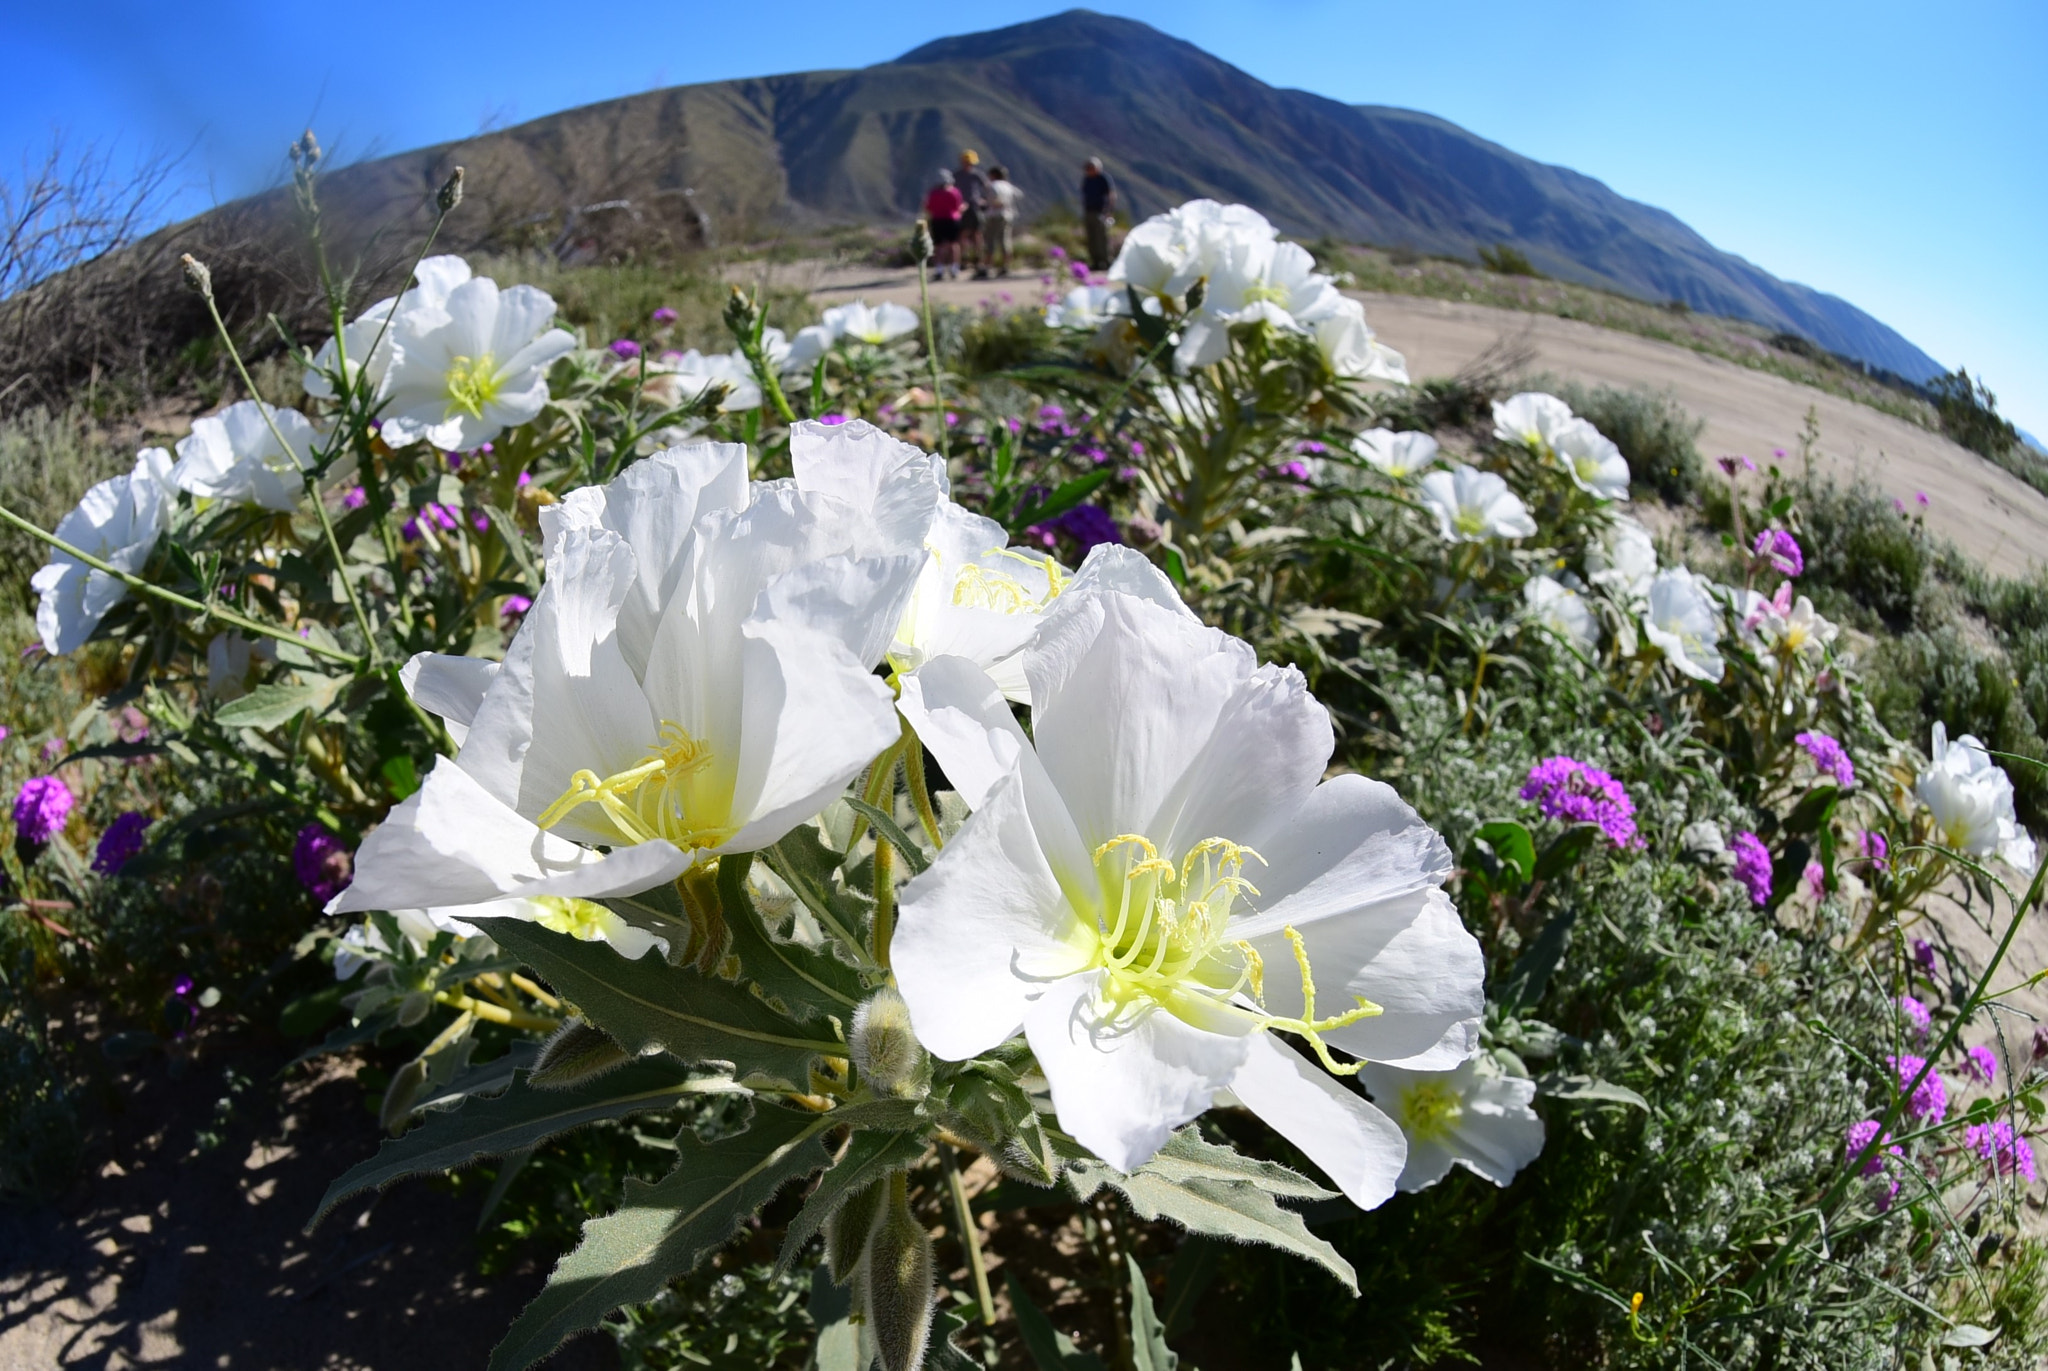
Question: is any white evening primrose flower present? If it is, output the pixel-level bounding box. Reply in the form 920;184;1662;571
378;275;576;451
780;325;834;376
1175;236;1340;370
333;438;929;921
1357;1058;1545;1191
32;447;176;655
646;349;762;413
171;400;324;512
303;255;473;401
1586;514;1658;601
1417;465;1537;543
821;300;920;345
1046;285;1123;331
1917;724;2038;871
1492;392;1577;455
205;631;276;701
1523;574;1599;649
1110;199;1275;307
1312;297;1409;383
892;589;1485;1206
1642;568;1725;682
1551;419;1631;501
1351;428;1438;483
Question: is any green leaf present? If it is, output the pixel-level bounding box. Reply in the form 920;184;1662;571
1008;1271;1109;1371
809;1264;862;1371
717;851;869;1015
1474;820;1535;887
1536;1073;1649;1109
776;1128;929;1274
486;920;843;1088
765;827;878;967
214;676;343;729
842;797;932;876
489;1105;833;1371
1532;824;1601;883
1781;783;1840;838
1126;1254;1179;1371
1126;1126;1334;1200
1941;1324;1999;1348
1007;469;1115;534
1498;905;1577;1012
309;1057;727;1230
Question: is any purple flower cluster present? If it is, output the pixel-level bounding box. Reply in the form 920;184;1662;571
402;502;462;542
1718;454;1756;477
1964;1044;1999;1085
1751;527;1804;577
1518;757;1640;848
1862;831;1890;872
1793;730;1855;789
343;486;368;510
1967;1121;2038;1182
1845;1119;1905;1209
1729;831;1773;906
1912;937;1936;972
1887;1054;1949;1124
1896;994;1931;1038
609;338;642;360
651;306;678;325
501;594;534;622
1037;505;1121;553
13;776;74;845
293;823;354;904
92;811;153;875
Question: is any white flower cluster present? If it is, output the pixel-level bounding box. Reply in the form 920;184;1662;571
336;421;1513;1203
1917;723;2038;871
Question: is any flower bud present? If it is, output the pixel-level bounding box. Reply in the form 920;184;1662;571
910;219;934;265
825;1175;886;1285
723;285;760;342
294;129;322;168
437;167;465;214
180;254;213;299
850;987;927;1098
863;1173;934;1371
529;1017;630;1090
1183;276;1207;312
380;1056;430;1135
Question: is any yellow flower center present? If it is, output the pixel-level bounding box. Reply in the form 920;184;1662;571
951;549;1069;614
1454;508;1489;538
444;353;503;419
1239;281;1292;307
1399;1079;1464;1142
1080;835;1381;1074
533;721;737;852
1574;454;1601;481
531;896;618;943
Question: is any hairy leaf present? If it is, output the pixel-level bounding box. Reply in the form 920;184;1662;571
490;1105;834;1371
1536;1073;1649;1109
765;826;878;968
778;1128;929;1274
214;676;343;729
1126;1254;1179;1371
717;851;869;1016
842;797;932;876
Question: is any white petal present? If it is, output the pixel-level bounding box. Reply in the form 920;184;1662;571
895;657;1027;812
1228;1033;1406;1209
402;652;498;738
1153;660;1331;858
1451;1076;1546;1185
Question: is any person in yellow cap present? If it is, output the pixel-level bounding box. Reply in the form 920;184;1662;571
956;149;991;279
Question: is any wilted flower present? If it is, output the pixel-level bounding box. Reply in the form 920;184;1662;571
1794;730;1856;789
1964;1044;1999;1085
1519;756;1638;847
1643;569;1725;682
1730;831;1772;906
1916;723;2037;870
206;631;276;701
13;776;74;845
294;823;353;903
1887;1053;1948;1124
1896;994;1931;1038
1523;575;1599;650
1751;528;1804;577
1965;1120;2037;1182
1417;465;1536;543
92;811;153;875
32;448;177;655
1356;1058;1544;1191
893;587;1485;1204
379;274;577;451
1717;454;1756;477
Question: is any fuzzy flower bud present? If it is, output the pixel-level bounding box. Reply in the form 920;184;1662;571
529;1018;631;1090
850;987;928;1098
909;219;934;265
380;1057;431;1135
180;253;213;299
863;1173;935;1371
722;285;760;343
436;166;465;213
825;1176;887;1286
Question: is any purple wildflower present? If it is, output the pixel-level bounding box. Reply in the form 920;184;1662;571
1793;731;1856;789
1803;860;1827;899
1966;1121;2037;1182
1037;404;1066;424
1964;1045;1999;1085
1730;831;1773;906
293;823;353;904
1892;497;1906;513
609;338;642;360
1070;261;1090;281
1896;994;1931;1038
1272;460;1313;483
1915;491;1930;508
818;412;849;426
945;411;960;428
92;811;152;875
1913;937;1936;972
172;974;195;998
1296;440;1329;455
1519;757;1640;848
343;486;368;510
1888;1054;1948;1124
1862;831;1890;871
39;738;64;763
501;594;533;621
1050;505;1121;552
13;776;74;845
1845;1119;1902;1176
1718;454;1756;477
651;306;678;325
1751;527;1804;577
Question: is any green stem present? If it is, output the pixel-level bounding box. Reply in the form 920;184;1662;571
872;825;896;969
0;502;362;667
941;1142;997;1326
917;258;949;459
902;711;943;849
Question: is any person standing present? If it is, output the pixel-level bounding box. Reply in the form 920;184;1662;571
986;165;1023;277
1080;157;1117;272
956;150;991;279
924;169;964;279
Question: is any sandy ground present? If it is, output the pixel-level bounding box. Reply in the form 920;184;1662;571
734;260;2048;580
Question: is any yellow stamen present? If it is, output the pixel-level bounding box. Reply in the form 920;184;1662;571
444;353;503;420
533;721;732;850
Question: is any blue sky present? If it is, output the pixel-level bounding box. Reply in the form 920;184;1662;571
6;0;2044;434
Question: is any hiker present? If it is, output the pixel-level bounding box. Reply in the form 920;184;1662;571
1081;157;1117;271
986;165;1023;276
924;169;964;279
956;150;991;278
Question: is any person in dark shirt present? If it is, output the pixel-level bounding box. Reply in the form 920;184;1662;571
1081;157;1117;271
957;149;991;278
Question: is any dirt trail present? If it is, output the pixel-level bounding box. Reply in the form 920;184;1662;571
737;260;2048;580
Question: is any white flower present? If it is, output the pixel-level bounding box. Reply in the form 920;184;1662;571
303;255;473;402
780;325;834;376
334;903;498;979
1046;285;1123;331
1312;298;1409;382
1524;575;1599;649
171;400;324;512
1587;515;1658;601
1416;465;1537;543
1110;200;1274;305
31;448;177;655
205;631;277;701
1552;419;1630;501
892;588;1485;1206
1734;582;1836;660
820;300;920;345
1351;428;1438;482
646;349;761;413
1642;568;1725;682
378;275;577;451
1492;392;1576;454
334;430;933;919
1175;236;1340;370
1917;723;2037;871
1356;1058;1545;1191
